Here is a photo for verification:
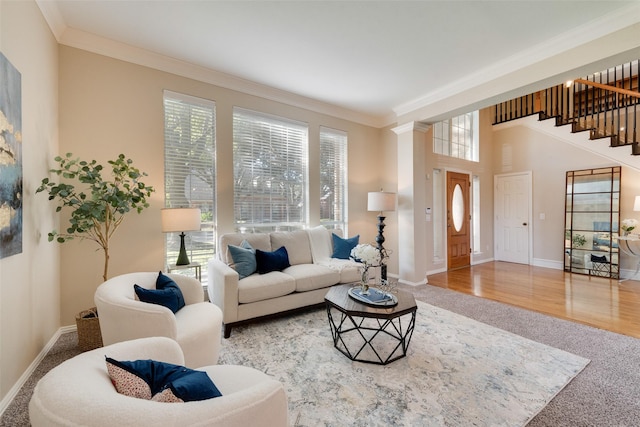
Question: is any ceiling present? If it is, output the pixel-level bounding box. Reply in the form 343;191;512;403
37;1;640;127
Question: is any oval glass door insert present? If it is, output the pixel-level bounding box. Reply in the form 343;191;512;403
452;184;464;231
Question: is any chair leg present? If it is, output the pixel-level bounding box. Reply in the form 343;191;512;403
224;324;232;339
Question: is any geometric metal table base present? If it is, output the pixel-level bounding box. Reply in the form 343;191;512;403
324;284;418;365
326;306;416;365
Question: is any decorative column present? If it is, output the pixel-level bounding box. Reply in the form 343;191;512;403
392;122;430;285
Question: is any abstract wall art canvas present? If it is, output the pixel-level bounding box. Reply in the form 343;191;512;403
0;52;22;259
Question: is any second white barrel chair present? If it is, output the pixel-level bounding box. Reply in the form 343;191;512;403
95;271;222;368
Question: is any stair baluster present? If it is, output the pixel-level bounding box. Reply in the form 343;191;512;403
492;59;640;155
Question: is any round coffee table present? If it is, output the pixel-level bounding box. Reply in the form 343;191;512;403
324;284;417;365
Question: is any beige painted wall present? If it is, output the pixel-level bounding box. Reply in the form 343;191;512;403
378;125;399;276
2;0;639;409
58;46;383;325
422;109;496;275
492;120;640;271
0;0;60;403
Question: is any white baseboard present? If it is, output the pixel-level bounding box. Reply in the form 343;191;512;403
472;257;494;266
532;258;564;270
532;258;638;281
398;278;427;286
0;325;76;417
619;268;639;281
388;273;427;286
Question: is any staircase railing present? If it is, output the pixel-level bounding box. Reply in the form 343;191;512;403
492;59;640;154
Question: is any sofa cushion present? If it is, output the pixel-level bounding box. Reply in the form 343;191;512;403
284;264;341;292
219;233;271;265
331;233;359;259
335;260;363;283
228;240;257;279
238;272;296;304
316;258;363;284
256;246;291;274
270;230;313;265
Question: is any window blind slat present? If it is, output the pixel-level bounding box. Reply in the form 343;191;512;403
164;91;216;273
320;126;347;230
233;107;309;231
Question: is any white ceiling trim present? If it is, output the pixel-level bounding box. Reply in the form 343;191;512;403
393;2;640;119
35;0;66;40
36;2;391;128
392;122;430;136
36;1;640;130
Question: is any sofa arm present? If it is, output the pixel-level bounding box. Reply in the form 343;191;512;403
207;258;240;325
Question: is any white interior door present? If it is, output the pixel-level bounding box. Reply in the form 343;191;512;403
494;172;532;264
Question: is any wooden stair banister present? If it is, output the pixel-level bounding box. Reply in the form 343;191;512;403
574;78;640;99
492;59;639;155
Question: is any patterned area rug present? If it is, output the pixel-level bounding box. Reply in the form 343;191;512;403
218;301;589;427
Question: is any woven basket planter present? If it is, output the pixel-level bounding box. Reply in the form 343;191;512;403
75;307;103;352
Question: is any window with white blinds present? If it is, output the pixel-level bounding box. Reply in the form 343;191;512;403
163;90;216;275
320;127;347;231
233;107;309;232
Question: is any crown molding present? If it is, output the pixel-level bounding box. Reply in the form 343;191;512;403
35;3;390;129
391;122;430;135
393;2;640;119
35;0;66;40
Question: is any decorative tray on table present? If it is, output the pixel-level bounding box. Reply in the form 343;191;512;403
348;286;398;307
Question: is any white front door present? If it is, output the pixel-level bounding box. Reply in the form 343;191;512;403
494;172;532;264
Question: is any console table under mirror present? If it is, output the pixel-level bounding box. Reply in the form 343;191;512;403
564;166;620;279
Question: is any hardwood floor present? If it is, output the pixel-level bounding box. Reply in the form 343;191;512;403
426;261;640;338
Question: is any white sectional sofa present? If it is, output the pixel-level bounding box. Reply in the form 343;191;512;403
208;226;362;337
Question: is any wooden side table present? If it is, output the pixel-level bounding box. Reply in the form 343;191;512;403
167;262;202;281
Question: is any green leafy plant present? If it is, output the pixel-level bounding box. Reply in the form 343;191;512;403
572;233;587;248
37;153;154;282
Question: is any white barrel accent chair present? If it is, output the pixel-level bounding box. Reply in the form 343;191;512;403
29;337;289;427
95;272;222;368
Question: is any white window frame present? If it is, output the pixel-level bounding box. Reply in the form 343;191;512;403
232;107;309;232
319;126;348;231
472;175;481;254
432;168;444;263
163;90;216;281
433;111;479;162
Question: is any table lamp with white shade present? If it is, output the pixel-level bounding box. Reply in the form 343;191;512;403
367;190;397;281
161;208;201;266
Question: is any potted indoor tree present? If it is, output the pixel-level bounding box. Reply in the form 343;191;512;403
37;153;154;350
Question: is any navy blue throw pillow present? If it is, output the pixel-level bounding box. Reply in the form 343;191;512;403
255;246;291;274
105;357;222;402
331;233;359;259
162;370;220;402
133;272;185;313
